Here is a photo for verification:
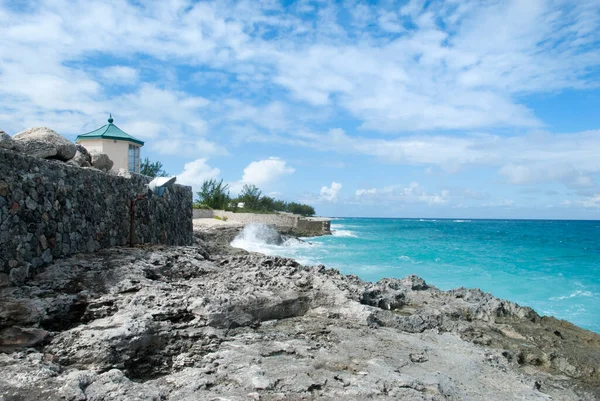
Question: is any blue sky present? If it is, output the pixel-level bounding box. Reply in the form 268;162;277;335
1;0;600;218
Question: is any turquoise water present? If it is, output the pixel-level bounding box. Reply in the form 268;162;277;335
233;218;600;333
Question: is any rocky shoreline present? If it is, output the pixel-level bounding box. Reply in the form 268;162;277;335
1;224;599;400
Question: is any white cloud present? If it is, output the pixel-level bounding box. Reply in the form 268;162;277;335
151;137;228;158
251;128;600;189
499;163;595;188
269;1;600;132
356;182;449;205
575;194;600;208
2;0;598;139
176;159;220;192
356;188;377;197
100;66;139;85
482;199;516;208
320;182;342;202
223;100;290;131
241;157;295;186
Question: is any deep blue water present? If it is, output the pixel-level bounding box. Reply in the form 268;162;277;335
232;218;600;333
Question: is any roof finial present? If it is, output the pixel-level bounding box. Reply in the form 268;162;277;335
108;113;114;124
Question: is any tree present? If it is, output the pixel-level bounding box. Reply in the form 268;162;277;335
272;199;288;212
140;157;168;177
196;179;231;209
258;196;276;212
237;184;262;210
286;202;315;216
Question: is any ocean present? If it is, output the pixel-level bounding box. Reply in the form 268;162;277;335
231;218;600;334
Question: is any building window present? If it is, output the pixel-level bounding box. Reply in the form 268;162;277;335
128;144;140;173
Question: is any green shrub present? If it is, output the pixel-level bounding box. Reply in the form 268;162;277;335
192;203;212;210
196;180;317;217
196;179;231;210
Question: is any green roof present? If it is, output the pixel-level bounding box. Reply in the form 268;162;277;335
76;115;144;146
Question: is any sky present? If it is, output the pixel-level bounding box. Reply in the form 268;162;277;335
1;0;600;219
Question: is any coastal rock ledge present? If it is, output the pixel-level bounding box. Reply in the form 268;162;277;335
1;226;599;400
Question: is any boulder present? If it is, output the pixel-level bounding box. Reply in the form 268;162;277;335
89;150;114;172
0;131;22;151
12;127;76;161
67;144;93;167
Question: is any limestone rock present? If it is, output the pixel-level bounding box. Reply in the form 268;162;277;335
0;225;598;400
0;131;22;151
67;144;92;167
89;150;114;172
13;127;76;161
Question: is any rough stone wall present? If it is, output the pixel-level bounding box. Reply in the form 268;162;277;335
297;218;332;236
195;209;330;236
213;210;299;227
0;148;193;285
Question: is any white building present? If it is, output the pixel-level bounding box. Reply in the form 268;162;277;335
76;115;144;173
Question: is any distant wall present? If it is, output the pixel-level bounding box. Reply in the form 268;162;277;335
192;209;214;218
0;148;193;286
214;210;299;227
297;218;331;237
192;209;330;237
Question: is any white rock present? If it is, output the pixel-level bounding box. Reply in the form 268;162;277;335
89;150;114;172
13;127;76;161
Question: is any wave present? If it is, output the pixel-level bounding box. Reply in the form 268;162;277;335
550;290;595;301
332;229;357;238
398;255;423;264
453;220;471;223
231;223;315;255
419;219;437;222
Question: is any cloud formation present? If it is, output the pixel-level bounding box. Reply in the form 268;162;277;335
2;0;598;137
241;157;295;186
227;157;295;195
176;159;220;191
255;128;600;189
320;182;342;202
356;182;449;206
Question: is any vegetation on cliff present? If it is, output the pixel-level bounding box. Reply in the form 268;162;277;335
194;179;316;216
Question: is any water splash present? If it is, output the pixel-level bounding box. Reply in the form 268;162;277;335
231;223;314;257
332;229;357;237
231;223;284;246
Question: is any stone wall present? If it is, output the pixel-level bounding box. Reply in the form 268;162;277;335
0;148;193;285
193;209;331;237
214;210;299;227
297;218;331;237
192;209;214;218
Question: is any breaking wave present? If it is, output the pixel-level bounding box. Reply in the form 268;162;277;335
398;255;422;264
332;229;358;237
550;290;595;301
230;223;315;260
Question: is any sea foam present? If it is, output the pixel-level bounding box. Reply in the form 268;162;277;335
332;229;357;238
231;223;315;260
